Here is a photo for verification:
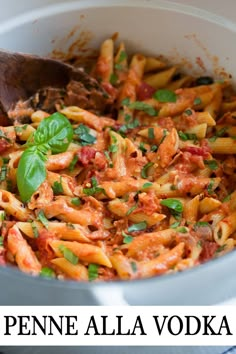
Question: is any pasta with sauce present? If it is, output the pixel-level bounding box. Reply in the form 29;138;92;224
0;37;236;282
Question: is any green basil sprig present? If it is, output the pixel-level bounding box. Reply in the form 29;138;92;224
17;113;73;202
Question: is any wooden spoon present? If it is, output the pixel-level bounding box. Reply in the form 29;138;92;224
0;49;107;125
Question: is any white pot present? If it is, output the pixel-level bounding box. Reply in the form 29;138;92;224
0;0;236;306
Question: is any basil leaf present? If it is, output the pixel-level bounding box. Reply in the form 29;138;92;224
127;221;147;233
33;113;73;154
204;159;218;170
160;198;183;213
17;146;47;203
141;162;154;178
58;245;79;265
37;210;49;229
40;267;56;279
74;124;96;146
88;263;99;281
153;89;177;103
52;178;63;195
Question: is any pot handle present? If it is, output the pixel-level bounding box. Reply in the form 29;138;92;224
91;286;129;306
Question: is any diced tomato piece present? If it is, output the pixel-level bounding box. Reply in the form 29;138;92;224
200;241;218;262
36;229;57;266
183;146;210;157
137;82;155;100
77;147;96;166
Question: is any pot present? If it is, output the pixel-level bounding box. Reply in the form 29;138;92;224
0;0;236;306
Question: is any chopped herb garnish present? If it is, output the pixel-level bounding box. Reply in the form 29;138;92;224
83;177;105;196
88;263;99;281
58;245;79;265
0;164;8;182
160;198;183;213
139;142;147;153
150;144;158;152
194;97;202;106
119;119;140;134
110;73;118;85
71;197;81;206
204;159;218;170
184;109;193;116
217;229;222;239
148;127;155;139
153;89;177;103
121;98;157;116
130;261;138;273
74;124;96;146
14;125;28;133
207;179;214;195
32;222;39;238
52;178;63;195
67;223;75;229
40;267;56;278
223;194;231;202
170;221;181;229
170;184;178;190
159;129;167;144
0;236;3;246
37;210;49;229
178;131;197;141
215;244;226;253
196;76;214;86
209;127;228;142
0;212;5;221
117;50;127;64
69;155;78;172
108;144;118;153
142;182;153;189
127;221;147;233
125;114;131;123
126;205;137;216
177;227;188;233
193;221;210;230
122;231;133;244
197;240;202;248
0;129;11;142
104;151;113;167
141;162;154;178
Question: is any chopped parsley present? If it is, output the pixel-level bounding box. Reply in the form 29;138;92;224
142;182;153;189
115;50;127;70
126;205;137;216
104;151;113;167
118;119;140;134
58;245;79;265
150;144;158;152
194;97;202;106
178;131;197;142
37;210;49;229
108;144;118;153
176;227;188;233
40;267;56;279
32;222;39;238
121;98;157;116
0;164;8;182
74;124;96;146
130;261;138;273
209;127;228;142
141;162;154;178
153;89;177;103
127;221;147;233
110;72;118;85
71;197;81;206
170;221;181;229
69;155;78;172
139;142;147;153
193;221;211;230
0;236;3;246
207;179;215;194
83;177;105;196
122;231;133;244
52;178;64;195
148;127;155;139
184;109;193;116
88;263;99;281
203;159;218;170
